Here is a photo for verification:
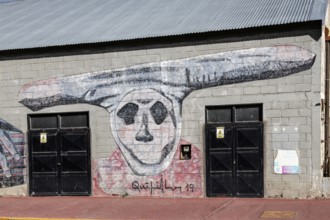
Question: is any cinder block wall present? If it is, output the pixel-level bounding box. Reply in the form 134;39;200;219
181;33;322;198
0;27;323;198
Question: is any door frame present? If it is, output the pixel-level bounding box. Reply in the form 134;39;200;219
205;104;264;197
27;112;91;196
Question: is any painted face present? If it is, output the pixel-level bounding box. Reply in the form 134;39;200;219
109;88;181;175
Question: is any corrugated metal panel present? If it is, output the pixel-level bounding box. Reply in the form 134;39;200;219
0;0;326;51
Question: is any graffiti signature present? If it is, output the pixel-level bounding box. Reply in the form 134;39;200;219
132;176;195;194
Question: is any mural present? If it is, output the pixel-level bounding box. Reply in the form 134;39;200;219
95;140;202;196
18;45;315;196
0;118;25;187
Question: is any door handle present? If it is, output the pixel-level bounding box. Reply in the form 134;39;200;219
233;160;236;165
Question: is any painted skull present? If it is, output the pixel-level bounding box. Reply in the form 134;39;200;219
109;88;181;176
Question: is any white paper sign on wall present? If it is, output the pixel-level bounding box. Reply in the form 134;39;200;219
274;149;300;174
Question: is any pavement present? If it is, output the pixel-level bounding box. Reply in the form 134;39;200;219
0;196;330;220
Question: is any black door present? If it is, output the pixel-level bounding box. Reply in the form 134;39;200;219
205;105;263;197
28;113;91;196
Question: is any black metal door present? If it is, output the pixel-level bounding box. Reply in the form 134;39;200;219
205;123;263;197
28;113;91;196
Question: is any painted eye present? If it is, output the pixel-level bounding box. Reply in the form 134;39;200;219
150;101;168;125
117;103;139;125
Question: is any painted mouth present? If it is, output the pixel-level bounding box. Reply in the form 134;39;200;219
121;139;176;166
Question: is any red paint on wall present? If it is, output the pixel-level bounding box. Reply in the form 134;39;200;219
93;140;202;197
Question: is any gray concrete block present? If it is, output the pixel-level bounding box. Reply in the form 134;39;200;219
227;88;243;96
226;41;244;49
282;109;300;117
103;52;118;59
58;62;72;69
299;174;311;183
260;38;278;46
265;110;282;118
279;126;299;133
272;134;289;142
125;56;140;66
299;158;312;166
269;101;289;110
160;52;188;61
285;75;302;85
289;117;308;125
243;40;261;47
281;175;300;182
112;57;126;67
294;84;312;92
191;89;212;98
126;49;147;56
265;189;284;198
282;190;300;198
270;142;282;149
299;142;312;149
30;63;45;71
265;173;282;182
282;141;299;148
288;101;307;109
298;125;312;133
211;87;228;96
243;87;261;95
288;182;307;191
268;77;286;85
289;134;300;142
271;117;289;125
261;86;277;94
303;75;312;83
277;37;295;44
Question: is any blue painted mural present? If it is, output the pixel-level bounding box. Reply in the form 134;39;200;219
0;118;25;187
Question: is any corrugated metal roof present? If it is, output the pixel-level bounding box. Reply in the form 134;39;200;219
0;0;327;51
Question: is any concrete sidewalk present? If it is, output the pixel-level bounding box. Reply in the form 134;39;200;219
0;196;329;220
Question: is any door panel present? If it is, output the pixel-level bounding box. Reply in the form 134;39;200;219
29;130;59;195
236;172;262;196
59;130;90;195
237;151;260;171
236;125;263;197
237;127;261;148
206;125;233;197
61;156;87;172
61;132;88;151
210;152;232;171
206;123;263;197
209;174;234;196
32;156;57;172
32;175;58;195
30;132;57;152
209;127;233;149
61;174;90;194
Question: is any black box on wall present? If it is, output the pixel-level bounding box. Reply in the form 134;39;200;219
180;144;191;160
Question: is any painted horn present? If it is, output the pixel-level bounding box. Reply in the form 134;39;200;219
0;118;21;162
18;45;315;111
0;118;22;133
